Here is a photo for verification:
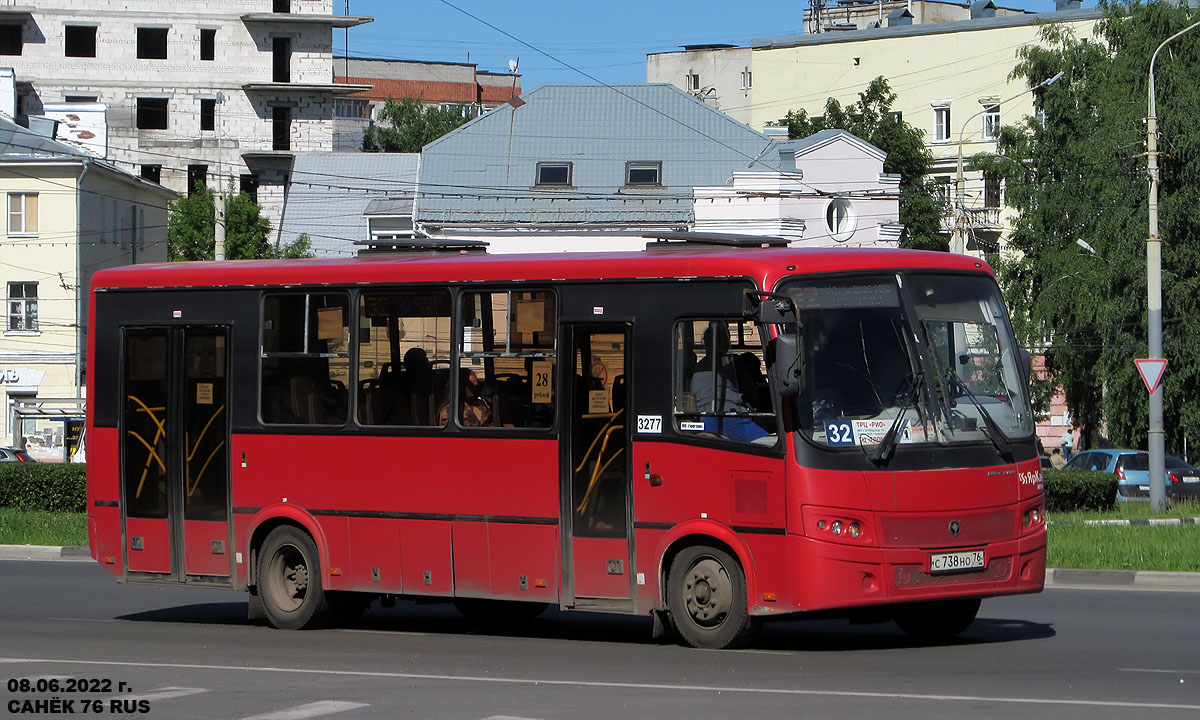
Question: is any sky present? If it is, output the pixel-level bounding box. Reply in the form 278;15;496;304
334;0;1088;91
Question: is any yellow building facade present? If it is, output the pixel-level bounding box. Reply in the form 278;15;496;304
651;7;1101;254
0;117;174;457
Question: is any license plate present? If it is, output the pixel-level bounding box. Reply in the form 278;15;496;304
1184;477;1199;484
930;550;985;574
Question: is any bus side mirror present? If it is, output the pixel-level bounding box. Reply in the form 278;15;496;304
768;335;802;397
1019;348;1032;384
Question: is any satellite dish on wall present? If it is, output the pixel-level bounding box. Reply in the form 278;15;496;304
508;58;519;73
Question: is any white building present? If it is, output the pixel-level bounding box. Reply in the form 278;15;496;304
0;0;370;236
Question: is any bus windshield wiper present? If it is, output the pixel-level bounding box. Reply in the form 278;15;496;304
940;369;1013;462
872;371;924;465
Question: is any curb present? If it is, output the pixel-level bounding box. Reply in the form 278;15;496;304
1044;567;1200;590
1082;517;1200;526
0;544;92;562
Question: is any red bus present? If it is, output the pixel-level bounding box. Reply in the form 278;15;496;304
86;236;1046;649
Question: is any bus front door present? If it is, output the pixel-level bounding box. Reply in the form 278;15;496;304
562;323;633;605
121;327;231;582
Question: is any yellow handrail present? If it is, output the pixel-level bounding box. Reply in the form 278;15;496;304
127;395;166;499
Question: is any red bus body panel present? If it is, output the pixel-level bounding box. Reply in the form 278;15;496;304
87;247;1043;623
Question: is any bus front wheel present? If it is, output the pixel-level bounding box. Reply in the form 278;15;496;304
894;598;981;642
667;545;753;649
257;526;331;630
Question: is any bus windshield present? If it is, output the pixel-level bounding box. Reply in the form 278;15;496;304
782;273;1033;450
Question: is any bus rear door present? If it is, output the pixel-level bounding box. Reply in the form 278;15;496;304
121;326;232;582
562;323;633;606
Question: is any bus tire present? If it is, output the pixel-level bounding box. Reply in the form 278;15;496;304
257;526;331;630
667;545;753;649
894;598;981;642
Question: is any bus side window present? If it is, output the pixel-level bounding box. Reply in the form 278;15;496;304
673;318;777;445
458;290;556;429
260;292;350;425
356;290;452;427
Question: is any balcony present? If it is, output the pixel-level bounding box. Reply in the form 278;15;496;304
241;13;373;28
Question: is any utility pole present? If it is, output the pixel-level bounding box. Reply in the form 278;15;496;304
214;91;226;261
1145;20;1200;512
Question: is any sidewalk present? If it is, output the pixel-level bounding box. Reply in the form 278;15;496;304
4;544;1200;591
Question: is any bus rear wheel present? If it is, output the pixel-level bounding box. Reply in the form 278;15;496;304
258;526;331;630
894;598;981;642
667;545;753;649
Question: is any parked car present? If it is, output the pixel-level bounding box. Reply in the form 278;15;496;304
0;446;36;463
1062;448;1145;501
1118;453;1200;504
1064;448;1200;503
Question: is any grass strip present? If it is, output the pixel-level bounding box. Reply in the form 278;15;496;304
0;509;88;547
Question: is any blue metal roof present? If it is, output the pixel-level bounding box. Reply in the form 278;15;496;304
278;151;419;257
416;84;778;228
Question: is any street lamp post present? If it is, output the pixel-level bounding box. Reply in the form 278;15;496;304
952;72;1064;255
1146;20;1200;512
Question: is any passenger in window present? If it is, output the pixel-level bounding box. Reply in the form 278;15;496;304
691;323;768;443
438;368;492;427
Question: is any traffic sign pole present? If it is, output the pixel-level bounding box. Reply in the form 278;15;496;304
1136;358;1168;511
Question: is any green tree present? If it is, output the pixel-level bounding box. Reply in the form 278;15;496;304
782;76;946;251
362;96;470;153
973;1;1200;454
167;183;312;261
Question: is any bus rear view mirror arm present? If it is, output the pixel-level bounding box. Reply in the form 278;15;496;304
743;290;795;325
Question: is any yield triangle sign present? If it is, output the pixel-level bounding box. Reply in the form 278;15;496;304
1135;358;1168;395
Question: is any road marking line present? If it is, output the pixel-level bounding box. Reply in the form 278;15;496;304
1122;668;1200;675
2;657;1198;712
122;687;208;702
241;701;369;719
483;716;545;720
16;675;73;683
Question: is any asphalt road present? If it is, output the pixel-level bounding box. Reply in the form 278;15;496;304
1;560;1198;719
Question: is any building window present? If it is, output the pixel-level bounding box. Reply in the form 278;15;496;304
890;111;903;124
273;0;291;12
240;174;259;203
141;165;161;184
983;173;1001;208
982;104;1000;140
334;98;370;119
200;28;215;61
0;24;21;56
740;68;752;90
200;97;216;131
187;165;207;196
8;282;37;331
135;97;168;129
272;106;291;151
825;198;857;242
934;175;952;210
625;161;662;186
64;25;97;58
933;106;951;142
64;95;97;103
686;72;700;91
7;193;37;236
136;27;168;59
535;162;571;186
272;37;291;83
